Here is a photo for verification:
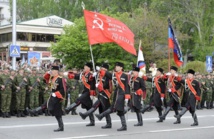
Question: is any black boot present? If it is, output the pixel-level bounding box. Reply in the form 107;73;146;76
156;110;163;122
17;110;21;117
71;109;78;115
140;105;151;114
79;107;96;120
45;109;49;116
101;115;112;129
54;116;64;132
86;114;95;126
28;107;42;116
65;103;78;114
6;112;11;118
117;115;127;131
206;102;210;109
134;112;143;126
2;112;6;118
173;117;181;124
95;108;112;121
174;107;188;119
20;111;26;117
191;113;198;126
159;106;171;120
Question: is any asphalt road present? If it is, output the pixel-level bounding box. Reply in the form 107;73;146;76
0;108;214;139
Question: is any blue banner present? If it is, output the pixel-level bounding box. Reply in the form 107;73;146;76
206;56;213;72
28;52;41;67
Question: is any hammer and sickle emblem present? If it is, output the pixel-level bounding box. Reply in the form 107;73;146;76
92;14;104;30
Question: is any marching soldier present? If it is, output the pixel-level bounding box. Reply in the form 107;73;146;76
175;69;201;126
65;62;96;126
43;66;65;132
14;69;29;117
141;68;166;122
95;62;130;131
129;67;146;126
160;66;182;124
58;69;67;115
79;63;113;129
0;68;14;118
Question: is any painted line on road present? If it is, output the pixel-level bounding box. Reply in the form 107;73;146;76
149;126;214;133
52;134;108;139
0;115;214;129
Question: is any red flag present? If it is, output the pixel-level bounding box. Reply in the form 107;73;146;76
84;10;136;55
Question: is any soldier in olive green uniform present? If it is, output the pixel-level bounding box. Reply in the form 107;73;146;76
211;74;214;108
204;74;213;109
0;68;15;118
14;69;29;117
10;70;17;116
196;73;205;109
28;68;40;116
24;70;32;115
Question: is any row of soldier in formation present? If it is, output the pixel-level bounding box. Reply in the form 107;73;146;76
0;62;213;132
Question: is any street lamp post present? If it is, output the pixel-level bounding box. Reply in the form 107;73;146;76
12;0;17;70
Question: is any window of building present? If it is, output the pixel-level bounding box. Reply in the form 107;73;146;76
17;32;27;41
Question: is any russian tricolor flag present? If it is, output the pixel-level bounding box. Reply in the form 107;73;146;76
137;40;146;74
168;19;183;67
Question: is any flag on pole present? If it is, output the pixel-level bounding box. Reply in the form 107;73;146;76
168;18;183;67
137;40;146;75
137;40;147;100
84;10;136;55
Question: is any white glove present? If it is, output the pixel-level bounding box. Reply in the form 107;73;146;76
92;72;97;77
78;94;81;97
168;89;171;92
174;73;178;77
90;95;94;100
95;83;99;88
161;97;164;102
63;72;68;76
138;71;143;77
128;71;132;75
52;93;56;97
125;99;128;105
96;66;100;71
166;72;171;76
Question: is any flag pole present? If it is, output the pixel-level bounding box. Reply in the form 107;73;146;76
168;17;171;72
168;44;171;72
137;40;142;66
89;45;96;73
81;2;95;72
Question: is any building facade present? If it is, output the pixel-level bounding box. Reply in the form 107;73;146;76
0;15;74;62
0;0;10;26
